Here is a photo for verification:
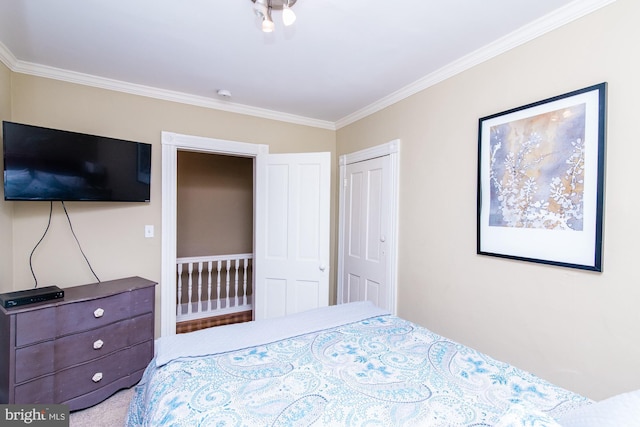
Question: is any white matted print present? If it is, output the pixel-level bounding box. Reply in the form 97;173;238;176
477;83;606;271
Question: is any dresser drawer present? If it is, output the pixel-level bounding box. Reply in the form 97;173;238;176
15;287;154;348
57;291;132;336
131;287;155;317
15;313;153;383
14;340;153;404
15;308;56;347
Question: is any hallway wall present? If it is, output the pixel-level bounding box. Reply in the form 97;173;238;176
177;152;253;258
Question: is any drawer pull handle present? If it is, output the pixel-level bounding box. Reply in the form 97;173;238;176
93;308;105;318
92;372;103;383
93;339;104;350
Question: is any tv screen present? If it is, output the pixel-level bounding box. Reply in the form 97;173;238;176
2;121;151;202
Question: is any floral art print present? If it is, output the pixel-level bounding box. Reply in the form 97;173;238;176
489;104;586;231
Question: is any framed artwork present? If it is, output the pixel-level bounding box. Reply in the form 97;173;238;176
477;83;607;271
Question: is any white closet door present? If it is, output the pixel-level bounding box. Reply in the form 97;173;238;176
341;155;393;311
254;152;330;320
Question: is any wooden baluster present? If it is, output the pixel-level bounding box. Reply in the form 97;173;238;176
225;260;231;309
234;258;240;307
177;263;183;316
216;260;222;310
197;261;203;314
243;257;248;306
187;262;193;315
207;261;213;313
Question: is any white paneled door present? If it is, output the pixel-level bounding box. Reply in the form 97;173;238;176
254;152;331;320
339;150;397;312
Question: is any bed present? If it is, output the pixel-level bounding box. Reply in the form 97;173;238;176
126;301;593;426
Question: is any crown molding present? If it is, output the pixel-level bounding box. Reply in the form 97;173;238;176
0;0;615;131
0;40;17;70
1;47;335;131
335;0;617;129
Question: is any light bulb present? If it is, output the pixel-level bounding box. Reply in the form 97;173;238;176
262;6;274;33
282;4;296;26
262;17;274;32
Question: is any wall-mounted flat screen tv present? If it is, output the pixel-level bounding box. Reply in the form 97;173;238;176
2;121;151;202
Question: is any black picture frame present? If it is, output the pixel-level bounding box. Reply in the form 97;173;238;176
477;83;607;271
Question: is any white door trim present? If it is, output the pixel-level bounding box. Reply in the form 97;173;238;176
160;131;268;337
337;139;400;314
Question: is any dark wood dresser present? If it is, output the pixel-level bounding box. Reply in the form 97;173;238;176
0;276;156;411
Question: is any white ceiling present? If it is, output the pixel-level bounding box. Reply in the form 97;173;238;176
0;0;613;129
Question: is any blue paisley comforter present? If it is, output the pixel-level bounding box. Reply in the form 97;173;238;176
126;302;590;426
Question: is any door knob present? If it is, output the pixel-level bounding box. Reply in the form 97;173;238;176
319;264;326;271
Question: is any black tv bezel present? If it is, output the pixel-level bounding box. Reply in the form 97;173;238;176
2;121;151;202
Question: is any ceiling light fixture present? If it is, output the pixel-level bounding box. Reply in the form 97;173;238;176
251;0;297;33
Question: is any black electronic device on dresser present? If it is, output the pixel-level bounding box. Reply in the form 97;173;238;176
0;286;64;308
0;277;156;411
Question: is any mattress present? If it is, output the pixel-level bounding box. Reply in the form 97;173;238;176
126;302;591;426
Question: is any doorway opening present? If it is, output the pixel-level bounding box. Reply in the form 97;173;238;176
175;151;254;333
161;132;267;337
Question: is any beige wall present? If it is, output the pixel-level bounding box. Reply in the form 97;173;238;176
5;74;335;334
177;152;253;257
337;0;638;401
0;62;13;291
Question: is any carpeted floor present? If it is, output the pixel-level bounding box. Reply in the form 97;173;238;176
69;387;135;427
